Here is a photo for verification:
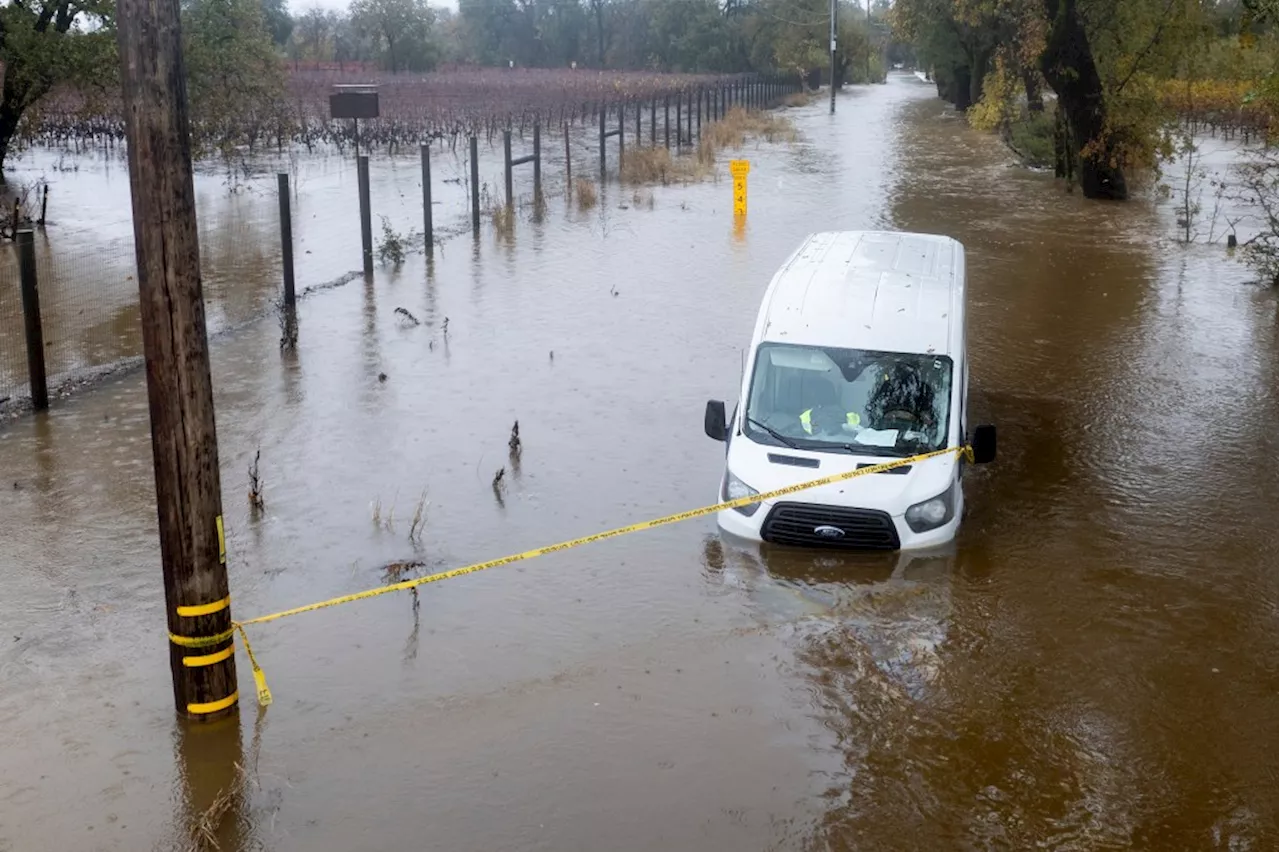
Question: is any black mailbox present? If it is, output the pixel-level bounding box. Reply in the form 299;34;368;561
329;84;380;120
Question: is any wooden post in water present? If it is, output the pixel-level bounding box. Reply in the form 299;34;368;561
532;122;542;199
421;143;433;252
277;173;295;308
469;136;480;232
696;89;702;140
16;230;47;411
563;122;572;188
598;106;606;180
650;98;656;145
116;0;237;720
38;185;48;227
664;96;670;149
357;155;372;275
617;103;624;172
675;95;682;147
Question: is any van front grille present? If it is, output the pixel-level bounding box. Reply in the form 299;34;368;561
760;503;900;550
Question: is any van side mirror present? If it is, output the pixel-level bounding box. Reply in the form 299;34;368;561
971;424;996;464
704;400;728;442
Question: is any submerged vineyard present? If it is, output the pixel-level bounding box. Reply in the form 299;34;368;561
22;68;761;160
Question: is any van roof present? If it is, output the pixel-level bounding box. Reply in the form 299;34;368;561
756;231;965;357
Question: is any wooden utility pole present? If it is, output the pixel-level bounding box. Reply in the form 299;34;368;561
117;0;238;720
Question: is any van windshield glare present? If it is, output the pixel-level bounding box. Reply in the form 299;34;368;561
743;343;954;457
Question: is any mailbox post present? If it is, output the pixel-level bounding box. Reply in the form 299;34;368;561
329;84;379;274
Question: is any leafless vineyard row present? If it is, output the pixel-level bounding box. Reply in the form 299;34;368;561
24;68;766;156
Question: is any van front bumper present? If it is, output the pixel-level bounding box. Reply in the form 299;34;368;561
716;500;960;551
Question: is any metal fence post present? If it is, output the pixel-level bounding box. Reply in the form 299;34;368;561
16;229;48;411
277;173;295;308
599;105;607;180
421;143;433;252
533;122;542;199
469;136;480;233
503;129;514;208
357;155;373;275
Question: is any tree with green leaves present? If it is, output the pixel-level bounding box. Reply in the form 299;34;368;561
183;0;290;157
350;0;439;72
0;0;115;183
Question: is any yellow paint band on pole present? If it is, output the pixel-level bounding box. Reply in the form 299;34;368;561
176;595;230;617
169;627;236;650
182;645;234;668
187;691;238;716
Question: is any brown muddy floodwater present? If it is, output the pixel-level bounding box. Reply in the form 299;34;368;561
1;75;1276;851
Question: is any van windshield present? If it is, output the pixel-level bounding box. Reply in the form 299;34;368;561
743;343;953;457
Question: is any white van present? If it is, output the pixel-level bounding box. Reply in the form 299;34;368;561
704;231;996;550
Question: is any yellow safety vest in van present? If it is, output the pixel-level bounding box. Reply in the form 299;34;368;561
799;409;861;434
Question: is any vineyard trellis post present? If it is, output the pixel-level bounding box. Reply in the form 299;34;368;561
16;229;48;412
469;136;480;233
277;173;296;309
421;143;433;253
357;155;373;276
563;122;571;188
505;126;540;206
503;130;514;207
533;122;542;199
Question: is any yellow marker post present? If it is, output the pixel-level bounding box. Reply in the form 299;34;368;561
729;159;749;216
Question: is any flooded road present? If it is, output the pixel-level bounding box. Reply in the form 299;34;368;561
1;75;1276;850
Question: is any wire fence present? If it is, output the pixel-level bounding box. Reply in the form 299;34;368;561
0;216;286;407
0;238;139;405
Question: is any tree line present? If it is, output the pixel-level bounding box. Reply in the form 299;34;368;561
285;0;891;80
890;0;1279;200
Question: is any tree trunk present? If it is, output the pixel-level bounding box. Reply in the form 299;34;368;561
1040;0;1126;200
952;62;973;111
1023;68;1044;112
594;3;605;68
969;49;990;111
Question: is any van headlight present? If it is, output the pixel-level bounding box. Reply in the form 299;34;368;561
904;485;955;532
722;471;761;517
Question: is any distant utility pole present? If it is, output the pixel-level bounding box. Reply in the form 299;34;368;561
829;0;837;113
117;0;238;720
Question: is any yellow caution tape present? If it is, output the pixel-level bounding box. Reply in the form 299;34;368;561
237;445;966;629
178;445;970;710
235;625;273;707
176;595;230;618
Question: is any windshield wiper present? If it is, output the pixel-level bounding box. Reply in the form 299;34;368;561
746;416;802;450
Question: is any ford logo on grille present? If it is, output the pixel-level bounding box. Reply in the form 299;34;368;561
813;525;846;539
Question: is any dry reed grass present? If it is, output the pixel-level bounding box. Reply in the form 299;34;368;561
574;178;598;210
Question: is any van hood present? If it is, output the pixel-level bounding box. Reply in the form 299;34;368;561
726;435;955;514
